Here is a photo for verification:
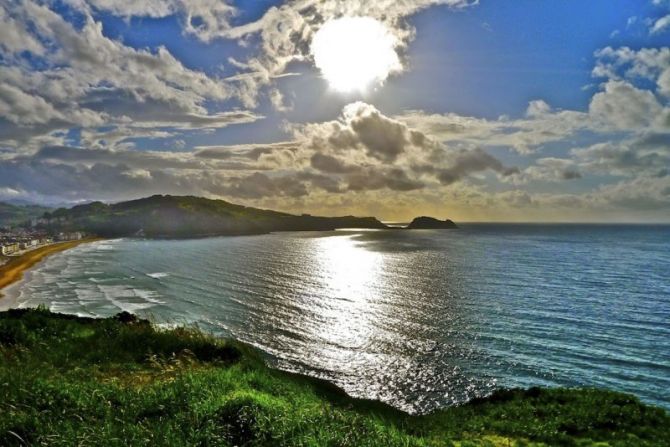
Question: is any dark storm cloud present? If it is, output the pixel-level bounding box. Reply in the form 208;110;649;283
561;170;582;180
297;102;434;163
347;105;410;162
297;102;518;192
346;168;424;192
194;142;298;161
310;153;358;174
219;172;309;199
573;132;670;177
433;148;519;185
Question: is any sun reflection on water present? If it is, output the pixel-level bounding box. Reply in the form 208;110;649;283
319;234;384;301
13;229;669;413
306;233;386;367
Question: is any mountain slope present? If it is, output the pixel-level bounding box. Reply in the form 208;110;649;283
41;195;387;237
0;202;51;228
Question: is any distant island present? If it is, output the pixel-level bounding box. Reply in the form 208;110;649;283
406;216;458;229
1;195;458;238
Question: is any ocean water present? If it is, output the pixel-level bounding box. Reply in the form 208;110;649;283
2;224;669;414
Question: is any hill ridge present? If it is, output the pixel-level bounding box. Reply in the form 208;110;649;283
39;194;388;237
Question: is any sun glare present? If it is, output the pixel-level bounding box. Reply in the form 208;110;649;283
311;16;402;93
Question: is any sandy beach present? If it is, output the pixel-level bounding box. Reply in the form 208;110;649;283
0;239;101;296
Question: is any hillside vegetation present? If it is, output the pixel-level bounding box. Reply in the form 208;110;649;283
1;308;668;446
41;195;387;237
0;202;51;228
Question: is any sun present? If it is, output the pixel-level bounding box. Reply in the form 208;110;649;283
311;17;402;93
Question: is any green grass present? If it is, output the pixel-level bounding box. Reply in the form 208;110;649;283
1;308;667;446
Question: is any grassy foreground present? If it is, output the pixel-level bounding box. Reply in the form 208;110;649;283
0;308;668;446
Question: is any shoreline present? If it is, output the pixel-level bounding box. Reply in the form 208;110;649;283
1;308;667;445
0;238;102;297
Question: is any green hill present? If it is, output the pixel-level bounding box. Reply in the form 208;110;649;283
40;195;387;237
0;202;51;228
0;308;667;446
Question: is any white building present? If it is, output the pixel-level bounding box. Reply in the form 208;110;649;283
1;243;20;255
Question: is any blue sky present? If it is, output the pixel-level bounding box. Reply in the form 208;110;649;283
1;0;669;221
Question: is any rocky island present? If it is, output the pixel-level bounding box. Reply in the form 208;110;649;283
406;216;458;229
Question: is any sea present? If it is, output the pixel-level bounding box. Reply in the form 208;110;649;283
2;224;669;414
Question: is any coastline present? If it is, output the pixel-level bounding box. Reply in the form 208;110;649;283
0;238;102;297
1;308;667;446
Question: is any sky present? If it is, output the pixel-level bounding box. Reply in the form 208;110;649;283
1;0;669;222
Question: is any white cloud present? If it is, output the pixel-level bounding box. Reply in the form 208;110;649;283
0;84;67;126
505;158;581;185
0;0;261;150
593;46;670;97
49;0;475;108
525;100;552;117
0;101;516;204
66;0;237;41
396;106;590;155
650;0;670;34
292;102;516;190
592;176;670;210
0;0;480;137
397;71;670;156
589;80;664;130
0;6;45;55
0;1;668;220
571;133;670;178
651;14;670;34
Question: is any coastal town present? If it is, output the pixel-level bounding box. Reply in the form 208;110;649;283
0;222;84;265
0;213;93;291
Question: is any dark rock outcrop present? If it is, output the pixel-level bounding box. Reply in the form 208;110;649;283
406;216;457;229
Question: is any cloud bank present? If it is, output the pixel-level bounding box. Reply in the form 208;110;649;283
0;0;668;222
